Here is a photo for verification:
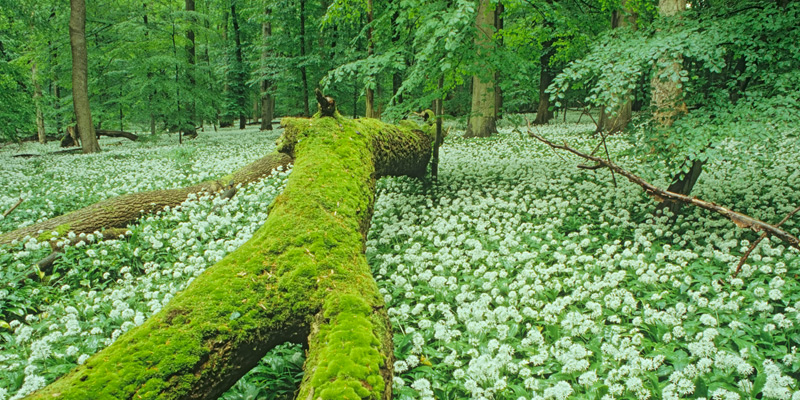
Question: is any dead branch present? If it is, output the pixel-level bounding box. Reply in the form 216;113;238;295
2;197;24;217
528;130;800;251
732;205;800;278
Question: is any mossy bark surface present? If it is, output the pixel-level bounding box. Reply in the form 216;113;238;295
25;114;431;400
0;152;292;245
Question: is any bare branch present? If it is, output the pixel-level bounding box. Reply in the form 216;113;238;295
528;130;800;251
732;205;800;278
2;197;24;218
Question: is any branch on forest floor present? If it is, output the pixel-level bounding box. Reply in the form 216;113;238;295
732;205;800;278
3;197;24;217
528;129;800;251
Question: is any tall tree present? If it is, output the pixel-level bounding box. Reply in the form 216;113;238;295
230;0;247;129
185;0;197;137
364;0;379;118
597;0;637;133
69;0;100;153
31;61;46;143
464;0;497;138
260;8;274;131
298;0;310;117
532;35;555;125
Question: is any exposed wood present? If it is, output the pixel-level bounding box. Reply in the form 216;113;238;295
25;95;432;400
2;197;24;218
0;152;292;245
528;130;800;251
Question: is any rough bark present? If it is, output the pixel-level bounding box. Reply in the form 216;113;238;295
597;0;637;134
464;0;498;138
69;0;100;153
0;152;292;245
24;98;432;400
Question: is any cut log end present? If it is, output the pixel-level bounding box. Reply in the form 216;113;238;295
314;88;337;117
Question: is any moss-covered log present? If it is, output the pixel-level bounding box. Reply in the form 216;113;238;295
25;112;432;399
0;152;292;245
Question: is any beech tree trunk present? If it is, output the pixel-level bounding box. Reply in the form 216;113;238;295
0;152;292;245
365;0;379;119
185;0;197;137
260;10;274;131
32;62;46;144
231;2;247;130
464;0;497;138
69;0;100;153
24;99;432;400
299;0;310;117
533;38;555;125
597;0;637;133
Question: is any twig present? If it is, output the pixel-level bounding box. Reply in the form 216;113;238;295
525;116;566;162
732;205;800;278
528;130;800;251
599;130;617;188
2;197;24;218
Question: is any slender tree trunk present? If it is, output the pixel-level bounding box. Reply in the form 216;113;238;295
69;0;100;153
260;9;274;131
391;10;403;106
32;62;46;144
598;0;637;133
533;38;555;125
464;0;497;138
185;0;197;137
365;0;379;118
432;77;444;177
494;2;503;120
231;3;247;129
299;0;310;117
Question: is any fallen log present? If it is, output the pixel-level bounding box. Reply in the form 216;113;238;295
25;97;433;399
0;152;292;245
529;130;800;251
96;129;139;141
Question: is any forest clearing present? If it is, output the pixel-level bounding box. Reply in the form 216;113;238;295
2;0;800;398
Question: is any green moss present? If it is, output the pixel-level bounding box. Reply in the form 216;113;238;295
37;223;71;242
25;112;431;400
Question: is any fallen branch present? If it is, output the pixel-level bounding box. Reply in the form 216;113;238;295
13;148;83;158
2;197;24;217
528;130;800;251
732;205;800;278
96;129;139;141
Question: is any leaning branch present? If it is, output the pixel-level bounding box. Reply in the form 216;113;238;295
732;205;800;278
528;131;800;251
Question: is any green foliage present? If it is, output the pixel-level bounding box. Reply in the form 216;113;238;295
220;343;304;400
550;0;800;180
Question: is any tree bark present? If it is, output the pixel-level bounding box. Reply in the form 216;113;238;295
24;99;432;400
464;0;497;138
651;0;695;213
231;2;247;130
0;152;292;245
260;10;274;131
533;38;555;125
299;0;310;117
32;62;46;144
365;0;380;119
597;0;637;134
185;0;198;137
69;0;100;153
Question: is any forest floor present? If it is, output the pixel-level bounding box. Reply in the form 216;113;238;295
0;116;799;400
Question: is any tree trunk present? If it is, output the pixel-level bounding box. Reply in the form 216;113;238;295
494;2;504;120
69;0;100;153
260;9;275;131
597;0;637;133
231;3;247;130
24;100;432;400
365;0;380;119
185;0;198;137
652;0;695;214
533;38;555;125
32;62;46;144
0;152;292;245
464;0;497;138
299;0;310;117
